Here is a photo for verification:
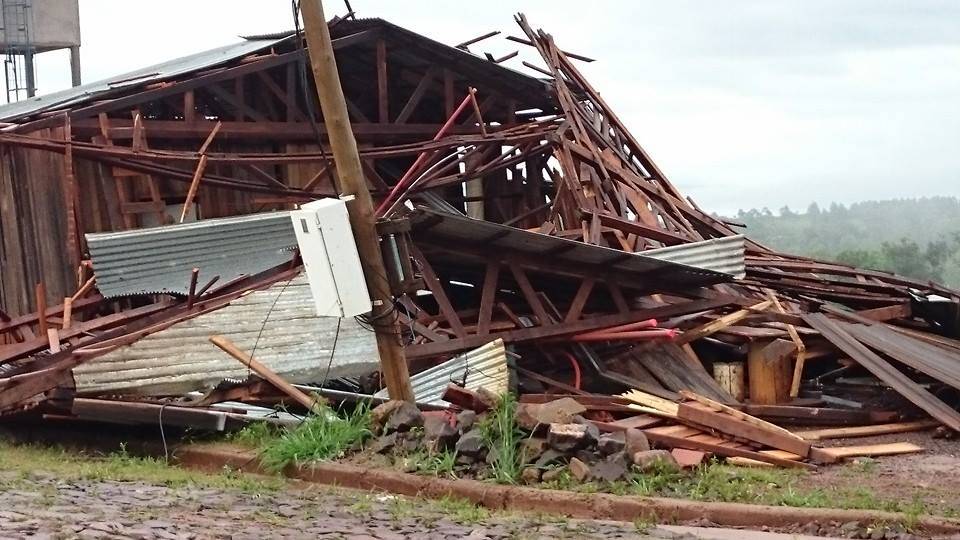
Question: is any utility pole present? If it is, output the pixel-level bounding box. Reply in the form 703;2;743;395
299;0;414;401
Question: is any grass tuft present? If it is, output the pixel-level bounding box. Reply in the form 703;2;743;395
436;496;490;524
480;393;524;484
408;448;458;479
228;421;282;448
260;403;371;472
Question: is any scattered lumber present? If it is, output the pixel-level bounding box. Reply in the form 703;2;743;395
796;420;940;441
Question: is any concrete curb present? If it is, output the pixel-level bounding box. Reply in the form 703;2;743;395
175;443;960;535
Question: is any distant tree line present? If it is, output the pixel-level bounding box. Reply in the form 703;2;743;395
729;196;960;287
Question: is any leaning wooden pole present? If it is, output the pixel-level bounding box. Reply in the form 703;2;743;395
299;0;414;401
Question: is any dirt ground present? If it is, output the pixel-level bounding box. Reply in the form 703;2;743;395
792;431;960;517
0;469;666;540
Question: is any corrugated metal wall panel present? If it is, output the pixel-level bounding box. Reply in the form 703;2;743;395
375;339;508;406
86;212;298;298
72;275;379;396
639;235;746;279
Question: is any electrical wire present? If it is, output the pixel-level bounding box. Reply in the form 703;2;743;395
291;0;338;192
158;403;169;463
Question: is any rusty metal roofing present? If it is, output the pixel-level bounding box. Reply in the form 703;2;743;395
639;235;746;279
72;274;379;396
85;211;298;298
375;339;509;406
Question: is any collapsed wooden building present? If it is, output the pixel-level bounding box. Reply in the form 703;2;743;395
2;13;960;468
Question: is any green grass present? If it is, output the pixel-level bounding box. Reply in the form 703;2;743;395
407;448;458;479
228;420;282;448
480;393;524;484
260;403;372;472
0;439;283;493
436;496;490;524
541;459;940;520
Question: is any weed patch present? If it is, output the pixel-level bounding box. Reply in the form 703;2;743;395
480;393;524;484
260;403;371;472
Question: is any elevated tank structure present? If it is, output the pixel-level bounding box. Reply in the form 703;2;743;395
0;0;80;101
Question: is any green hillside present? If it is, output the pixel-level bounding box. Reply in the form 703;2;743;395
730;197;960;288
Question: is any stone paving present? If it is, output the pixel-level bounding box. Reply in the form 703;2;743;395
0;471;658;539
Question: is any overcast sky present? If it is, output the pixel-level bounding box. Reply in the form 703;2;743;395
19;0;960;216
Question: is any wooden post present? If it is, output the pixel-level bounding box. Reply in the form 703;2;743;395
35;282;48;338
747;339;794;404
299;0;414;401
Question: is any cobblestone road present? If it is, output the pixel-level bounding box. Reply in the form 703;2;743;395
0;471;657;539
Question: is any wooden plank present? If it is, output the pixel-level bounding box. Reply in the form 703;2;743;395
805;313;960;432
209;335;319;411
679;390;805;443
795;420;939;441
743;404;899;425
814;442;923;461
642;430;815;470
620;389;679;416
678;402;811;457
857;303;911;322
675;300;772;345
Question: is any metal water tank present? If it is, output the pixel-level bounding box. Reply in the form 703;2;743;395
0;0;81;101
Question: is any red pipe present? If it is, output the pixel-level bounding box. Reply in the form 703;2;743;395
576;318;658;338
571;329;678;342
375;93;475;216
562;351;582;390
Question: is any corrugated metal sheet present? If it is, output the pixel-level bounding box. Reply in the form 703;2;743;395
0;37;291;123
638;235;746;279
86;212;298;298
375;339;508;406
73;274;379;396
409;208;731;289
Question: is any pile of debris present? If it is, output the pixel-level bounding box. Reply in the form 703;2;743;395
1;12;960;471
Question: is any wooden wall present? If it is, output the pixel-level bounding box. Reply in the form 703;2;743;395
0;137;293;317
0;141;76;316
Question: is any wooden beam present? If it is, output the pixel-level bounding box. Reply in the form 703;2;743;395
593;212;690;246
205;83;269;122
565;278;595;322
405;297;734;359
210;335;319;411
675;300;772;345
394;68;436;124
376;38;388;123
477;261;500;335
412;247;467;339
509;264;552;325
